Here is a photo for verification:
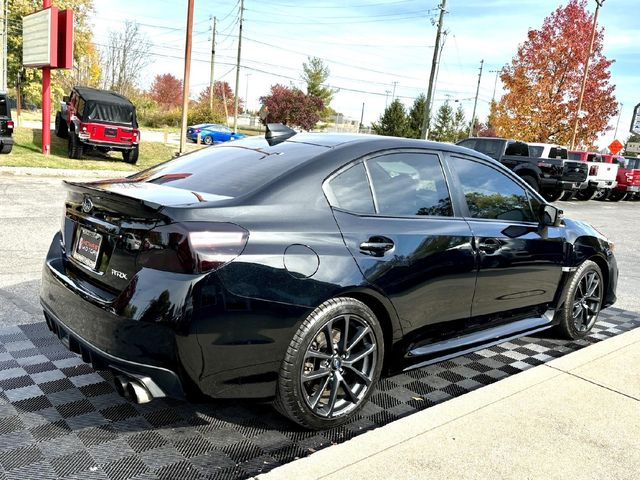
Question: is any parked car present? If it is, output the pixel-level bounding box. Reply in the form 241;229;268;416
567;151;618;201
186;123;246;144
41;127;617;429
456;137;587;202
0;92;14;154
55;86;140;163
602;154;640;201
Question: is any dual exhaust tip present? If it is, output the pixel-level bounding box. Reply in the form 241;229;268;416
113;374;153;404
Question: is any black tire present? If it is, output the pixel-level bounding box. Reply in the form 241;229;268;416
560;191;574;201
54;112;68;139
203;136;213;145
122;145;139;164
519;174;539;193
575;187;598;201
541;188;563;203
0;143;12;154
608;190;626;202
594;189;610;201
67;133;84;159
555;260;604;340
275;297;384;430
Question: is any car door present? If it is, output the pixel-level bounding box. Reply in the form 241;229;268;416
325;150;477;339
445;153;565;319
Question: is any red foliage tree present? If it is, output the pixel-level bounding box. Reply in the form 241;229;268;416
197;81;243;115
493;0;617;147
259;84;324;130
149;73;183;109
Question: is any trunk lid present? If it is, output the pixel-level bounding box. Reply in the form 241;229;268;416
61;180;228;294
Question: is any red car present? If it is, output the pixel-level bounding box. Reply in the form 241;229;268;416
55;87;140;163
602;154;640;201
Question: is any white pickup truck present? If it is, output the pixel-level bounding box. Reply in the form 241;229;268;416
567;151;618;200
529;143;618;200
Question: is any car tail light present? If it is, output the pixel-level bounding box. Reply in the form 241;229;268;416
137;222;248;274
195;129;201;133
6;121;13;130
589;165;598;176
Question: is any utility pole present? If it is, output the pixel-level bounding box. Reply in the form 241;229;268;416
233;0;244;133
384;90;391;109
468;59;484;138
489;69;501;103
245;73;250;113
613;103;623;139
570;0;604;150
209;16;216;111
420;0;447;140
1;0;7;91
427;30;448;136
359;102;365;133
179;0;194;155
391;81;398;102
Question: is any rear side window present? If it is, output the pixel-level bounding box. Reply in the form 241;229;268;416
529;146;543;158
326;163;375;214
366;153;453;217
474;140;503;159
450;157;537;222
567;152;582;161
132;138;327;197
504;141;528;156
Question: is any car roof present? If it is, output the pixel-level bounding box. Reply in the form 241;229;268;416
74;86;134;106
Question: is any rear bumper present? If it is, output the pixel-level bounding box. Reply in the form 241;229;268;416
616;185;640;193
541;179;584;191
78;137;138;150
589;180;617;189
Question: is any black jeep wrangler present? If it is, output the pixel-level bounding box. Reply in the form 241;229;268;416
0;93;14;154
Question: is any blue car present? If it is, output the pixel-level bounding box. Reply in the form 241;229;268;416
186;124;246;145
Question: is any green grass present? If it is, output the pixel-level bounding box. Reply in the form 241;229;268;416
0;127;179;172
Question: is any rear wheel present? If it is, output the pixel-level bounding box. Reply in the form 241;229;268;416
122;145;139;164
593;189;609;201
608;190;627;202
575;187;597;201
560;191;574;201
67;133;84;159
275;297;384;429
541;188;563;203
519;174;539;193
203;136;213;145
555;260;603;340
0;143;11;154
54;112;68;138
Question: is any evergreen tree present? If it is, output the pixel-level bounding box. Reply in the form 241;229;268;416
407;94;427;139
452;105;467;143
372;99;409;137
430;102;454;142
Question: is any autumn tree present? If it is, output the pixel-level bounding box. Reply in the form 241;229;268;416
7;0;100;107
493;0;616;147
197;81;242;117
149;74;183;109
407;94;427;139
372;99;408;137
259;84;323;130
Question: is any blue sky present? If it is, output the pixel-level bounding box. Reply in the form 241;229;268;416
93;0;638;147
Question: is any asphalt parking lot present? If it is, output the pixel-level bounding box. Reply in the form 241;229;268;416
0;173;639;479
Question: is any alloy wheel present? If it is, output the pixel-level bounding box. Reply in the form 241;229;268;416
572;270;602;332
301;314;377;418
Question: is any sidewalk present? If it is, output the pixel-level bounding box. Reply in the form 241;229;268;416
259;327;640;480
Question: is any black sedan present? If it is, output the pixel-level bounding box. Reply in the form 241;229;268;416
41;126;617;429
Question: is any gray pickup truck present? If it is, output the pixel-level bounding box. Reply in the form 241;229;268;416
456;137;588;202
0;92;13;154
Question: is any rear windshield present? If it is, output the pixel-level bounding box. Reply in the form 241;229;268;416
84;101;136;126
529;146;543;158
131;137;328;198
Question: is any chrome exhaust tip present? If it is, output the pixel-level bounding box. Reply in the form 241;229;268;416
113;375;129;398
127;380;153;404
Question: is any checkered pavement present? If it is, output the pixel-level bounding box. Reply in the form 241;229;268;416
0;308;638;480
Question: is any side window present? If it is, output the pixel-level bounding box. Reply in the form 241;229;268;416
457;139;476;150
450;157;537;222
366;153;452;217
325;163;375;214
504;141;528;156
474;139;502;159
76;98;85;117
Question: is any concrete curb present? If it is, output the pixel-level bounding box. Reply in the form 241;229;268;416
258;327;640;480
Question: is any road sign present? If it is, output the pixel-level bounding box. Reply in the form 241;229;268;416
627;142;640;154
632;103;640;135
609;139;624;155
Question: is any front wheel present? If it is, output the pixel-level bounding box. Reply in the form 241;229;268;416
541;188;563;203
67;133;84;159
275;297;384;430
555;260;604;340
608;190;627;202
519;174;539;193
575;187;597;201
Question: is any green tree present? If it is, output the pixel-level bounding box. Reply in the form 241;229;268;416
407;94;427;139
372;99;408;137
301;57;334;107
430;101;454;142
452;104;467;142
8;0;100;107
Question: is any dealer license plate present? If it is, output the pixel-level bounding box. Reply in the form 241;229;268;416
73;228;103;269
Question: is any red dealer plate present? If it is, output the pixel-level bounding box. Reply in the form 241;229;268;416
72;228;103;269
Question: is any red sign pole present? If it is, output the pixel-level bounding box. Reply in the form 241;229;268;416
42;0;52;155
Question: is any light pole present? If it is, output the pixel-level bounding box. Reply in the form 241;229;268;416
245;73;251;113
613;103;623;139
570;0;604;150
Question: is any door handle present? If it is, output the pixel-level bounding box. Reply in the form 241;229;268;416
477;238;501;254
359;237;394;256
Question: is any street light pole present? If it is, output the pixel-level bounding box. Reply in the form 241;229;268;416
570;0;604;150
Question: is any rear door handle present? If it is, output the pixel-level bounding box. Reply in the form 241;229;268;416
359;237;394;256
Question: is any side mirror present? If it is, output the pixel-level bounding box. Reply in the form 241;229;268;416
62;95;70;103
539;204;562;227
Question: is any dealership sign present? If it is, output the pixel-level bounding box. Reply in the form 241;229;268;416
22;7;73;69
627;142;640;153
632;103;640;135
